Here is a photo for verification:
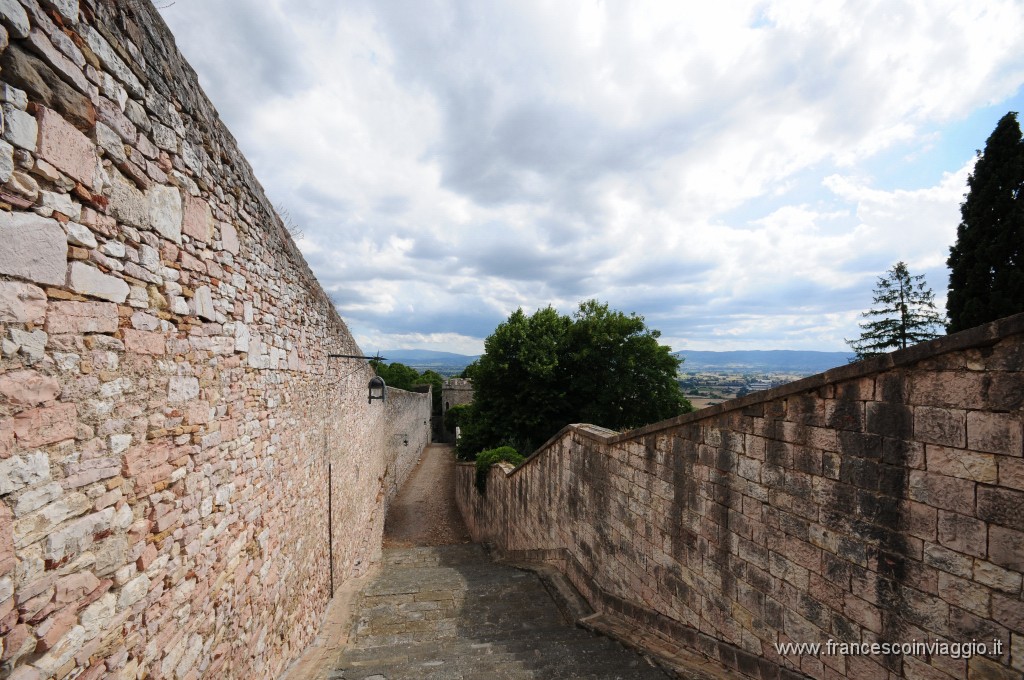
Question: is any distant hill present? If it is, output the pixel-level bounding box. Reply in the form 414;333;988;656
675;350;854;374
380;349;479;374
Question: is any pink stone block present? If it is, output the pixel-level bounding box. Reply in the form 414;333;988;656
36;107;97;186
123;329;166;356
182;194;212;242
0;370;60;406
13;402;77;447
45;301;119;334
0;502;14;576
0;281;47;324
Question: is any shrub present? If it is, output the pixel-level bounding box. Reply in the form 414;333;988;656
474;446;524;494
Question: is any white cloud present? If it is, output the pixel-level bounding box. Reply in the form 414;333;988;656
159;0;1024;354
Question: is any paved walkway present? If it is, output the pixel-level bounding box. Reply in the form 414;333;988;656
327;544;671;679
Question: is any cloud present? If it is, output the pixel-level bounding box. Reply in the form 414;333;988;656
158;0;1024;354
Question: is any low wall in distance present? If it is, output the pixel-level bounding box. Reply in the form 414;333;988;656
458;313;1024;680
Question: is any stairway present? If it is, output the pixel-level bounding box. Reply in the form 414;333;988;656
327;544;672;679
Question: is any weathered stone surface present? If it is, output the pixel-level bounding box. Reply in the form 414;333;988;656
0;212;67;285
148;184;182;243
41;0;78;24
182;194;212;242
108;168;148;228
42;507;114;561
123;329;165;356
0;281;46;323
65;221;98;248
13;403;76;447
221;221;240;254
82;25;144;98
0;370;61;406
36;106;96;186
167;376;199;403
0;139;13;183
0;44;95;131
67;262;130;303
45;301;118;334
2;102;37;149
0;451;50;494
192;285;214;321
0;0;29;39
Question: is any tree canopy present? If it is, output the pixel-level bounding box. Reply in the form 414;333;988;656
947;111;1024;332
846;261;944;360
369;361;444;415
457;300;691;458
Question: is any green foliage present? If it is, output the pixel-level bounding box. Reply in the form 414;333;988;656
460;360;480;381
457;300;692;459
419;370;444;415
474;446;524;494
846;262;944;360
369;362;444;415
947;111;1024;332
444;403;472;433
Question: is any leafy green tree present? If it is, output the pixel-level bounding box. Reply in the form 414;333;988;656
368;360;421;391
947;111;1024;332
457;300;691;459
846;262;944;360
444;403;472;433
460;360;480;380
418;370;444;415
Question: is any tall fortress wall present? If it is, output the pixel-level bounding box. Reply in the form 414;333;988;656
0;0;430;677
459;314;1024;680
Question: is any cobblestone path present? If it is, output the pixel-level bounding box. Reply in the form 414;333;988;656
327;544;672;679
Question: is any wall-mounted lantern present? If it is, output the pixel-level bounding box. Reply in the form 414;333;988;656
327;352;388;405
368;376;387;404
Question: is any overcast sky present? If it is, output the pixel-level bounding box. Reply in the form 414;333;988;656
159;1;1024;355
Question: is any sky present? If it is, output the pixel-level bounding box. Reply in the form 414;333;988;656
158;0;1024;355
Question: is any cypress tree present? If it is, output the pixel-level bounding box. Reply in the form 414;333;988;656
847;262;944;360
946;112;1024;332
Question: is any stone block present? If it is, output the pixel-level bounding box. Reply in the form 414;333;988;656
67;262;129;303
45;301;119;334
925;445;997;483
36;107;96;186
937;511;987;558
167;376;199;403
108;169;148;228
967;411;1023;456
0;212;68;285
123;329;165;356
41;507;114;561
989;525;1024;572
2;103;36;149
977;487;1024;532
182;194;212;242
39;190;81;220
13;403;76;448
0;0;29;39
116;573;150;609
0;451;50;494
122;443;169;477
0;370;61;406
65;221;98;248
193;285;215;321
0;281;46;323
908;470;974;515
148;184;182;243
0;139;13;183
221;221;239;254
915;406;966;448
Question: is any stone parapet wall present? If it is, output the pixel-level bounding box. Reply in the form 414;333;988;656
457;313;1024;680
0;0;430;677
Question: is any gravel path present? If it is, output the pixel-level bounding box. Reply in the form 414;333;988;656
383;443;471;547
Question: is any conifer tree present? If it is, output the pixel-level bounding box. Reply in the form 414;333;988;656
847;262;944;360
947;112;1024;332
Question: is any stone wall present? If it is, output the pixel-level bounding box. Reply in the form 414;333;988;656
458;313;1024;680
0;0;430;678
